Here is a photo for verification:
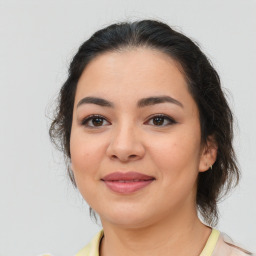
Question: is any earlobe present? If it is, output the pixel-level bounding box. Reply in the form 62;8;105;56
199;135;218;173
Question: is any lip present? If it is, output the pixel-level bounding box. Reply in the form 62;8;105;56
101;172;155;194
102;172;155;181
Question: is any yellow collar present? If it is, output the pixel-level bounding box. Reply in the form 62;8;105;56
76;228;220;256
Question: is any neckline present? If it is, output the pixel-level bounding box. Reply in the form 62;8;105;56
199;229;220;256
94;228;220;256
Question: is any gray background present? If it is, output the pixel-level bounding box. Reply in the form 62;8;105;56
0;1;255;255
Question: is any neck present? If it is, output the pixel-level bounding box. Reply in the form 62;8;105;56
100;207;212;256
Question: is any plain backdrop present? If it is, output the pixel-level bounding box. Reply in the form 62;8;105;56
0;1;255;255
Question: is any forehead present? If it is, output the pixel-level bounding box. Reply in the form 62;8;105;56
75;48;194;109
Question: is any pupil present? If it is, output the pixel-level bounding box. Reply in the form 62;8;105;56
92;118;103;126
153;117;164;125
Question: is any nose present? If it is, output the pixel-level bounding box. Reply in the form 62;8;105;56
106;123;145;162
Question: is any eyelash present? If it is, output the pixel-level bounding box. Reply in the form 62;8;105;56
146;114;177;126
81;114;177;128
81;114;110;128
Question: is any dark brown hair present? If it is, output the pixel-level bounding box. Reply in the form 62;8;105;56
49;19;239;226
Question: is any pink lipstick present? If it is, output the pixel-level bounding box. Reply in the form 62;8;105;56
101;172;155;194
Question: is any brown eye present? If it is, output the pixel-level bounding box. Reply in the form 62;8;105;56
92;117;104;126
152;116;165;126
81;115;110;128
146;114;177;127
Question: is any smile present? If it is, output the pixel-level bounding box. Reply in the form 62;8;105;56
101;172;155;194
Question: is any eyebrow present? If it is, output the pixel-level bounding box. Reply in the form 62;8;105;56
77;95;183;109
77;97;114;108
138;96;183;108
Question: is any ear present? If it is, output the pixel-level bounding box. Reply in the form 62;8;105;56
199;135;218;173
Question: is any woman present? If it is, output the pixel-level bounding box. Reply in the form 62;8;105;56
49;20;254;256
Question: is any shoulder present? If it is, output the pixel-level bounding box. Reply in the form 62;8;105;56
75;229;104;256
213;231;255;256
35;230;104;256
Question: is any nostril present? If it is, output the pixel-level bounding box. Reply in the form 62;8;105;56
110;154;138;162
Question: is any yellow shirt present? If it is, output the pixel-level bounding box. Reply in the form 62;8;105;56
76;228;252;256
39;228;254;256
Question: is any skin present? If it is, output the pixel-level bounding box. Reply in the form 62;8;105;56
70;48;217;256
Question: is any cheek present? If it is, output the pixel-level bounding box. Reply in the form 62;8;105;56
70;131;105;186
148;128;201;187
151;134;200;168
149;135;200;207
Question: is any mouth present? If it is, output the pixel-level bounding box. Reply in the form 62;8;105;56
101;172;155;194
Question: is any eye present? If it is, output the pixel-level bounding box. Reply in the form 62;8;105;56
146;114;177;126
81;115;111;128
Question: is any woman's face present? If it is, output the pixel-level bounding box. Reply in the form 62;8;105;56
70;48;214;228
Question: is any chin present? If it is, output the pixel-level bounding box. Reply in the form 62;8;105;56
98;206;158;229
